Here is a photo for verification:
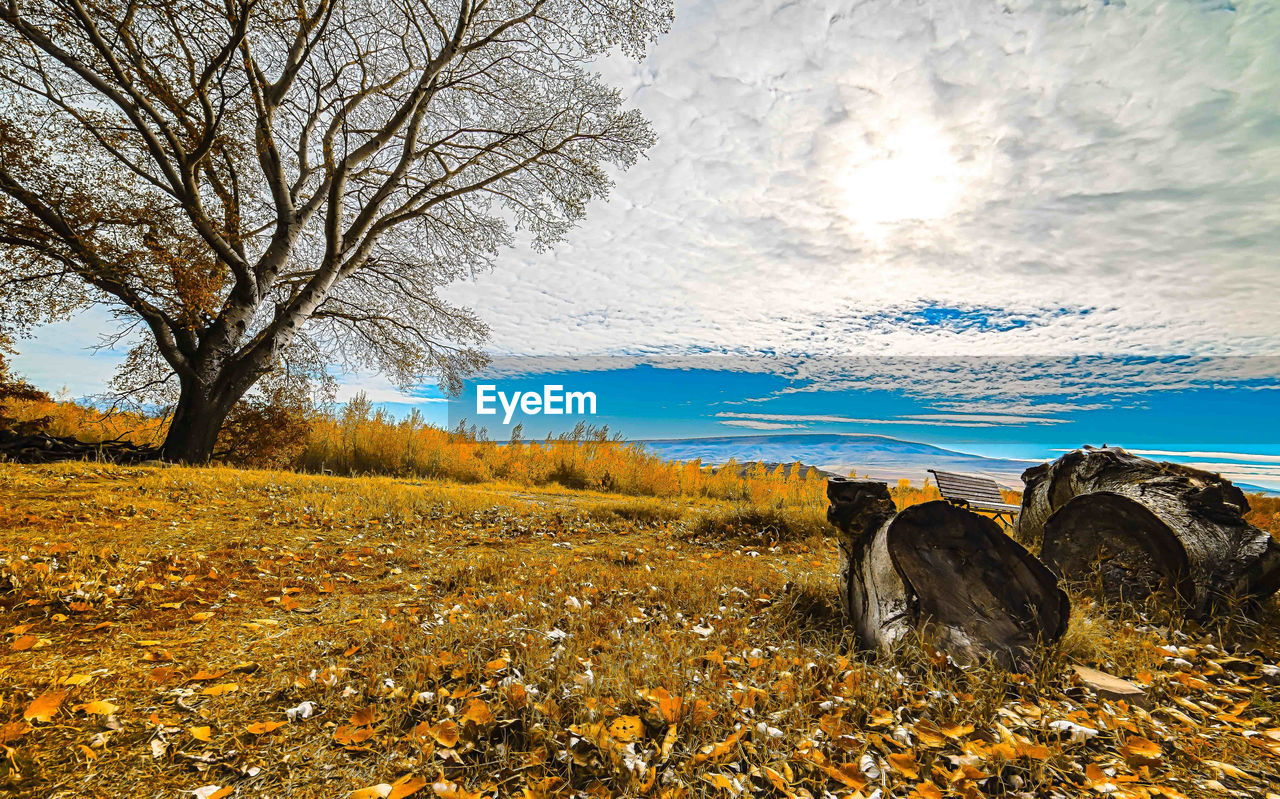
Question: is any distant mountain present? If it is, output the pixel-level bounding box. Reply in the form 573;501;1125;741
638;433;1041;488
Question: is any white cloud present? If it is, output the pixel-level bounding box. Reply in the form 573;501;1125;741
767;355;1280;411
1126;449;1280;464
331;373;448;406
1180;461;1280;477
901;414;1066;425
715;411;1060;428
445;0;1280;359
718;419;805;430
718;412;846;424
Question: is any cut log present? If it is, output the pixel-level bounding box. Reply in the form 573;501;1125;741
0;429;160;464
1018;446;1280;615
827;479;907;650
828;478;1069;668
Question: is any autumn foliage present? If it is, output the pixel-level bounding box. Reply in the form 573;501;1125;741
0;391;164;446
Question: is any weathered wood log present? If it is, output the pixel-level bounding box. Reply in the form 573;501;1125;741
1017;446;1280;615
828;477;1069;668
0;429;160;464
828;479;907;649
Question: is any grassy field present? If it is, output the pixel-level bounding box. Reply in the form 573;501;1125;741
2;462;1279;799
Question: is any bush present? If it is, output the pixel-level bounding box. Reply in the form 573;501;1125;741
217;373;315;469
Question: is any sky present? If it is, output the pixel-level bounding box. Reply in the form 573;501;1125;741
11;0;1280;484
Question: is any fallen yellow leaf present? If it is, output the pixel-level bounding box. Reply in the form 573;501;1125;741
608;715;644;743
333;724;376;746
430;720;460;748
911;783;943;799
761;765;788;792
1202;760;1251;780
1120;736;1162;764
350;706;378;727
201;683;238;697
389;774;429;799
693;727;747;765
702;773;740;793
11;635;37;651
888;752;920;780
23;690;66;723
939;722;976;739
460;698;494;727
661;724;678;761
76;700;119;716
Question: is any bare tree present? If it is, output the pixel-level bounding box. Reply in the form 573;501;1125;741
0;0;670;461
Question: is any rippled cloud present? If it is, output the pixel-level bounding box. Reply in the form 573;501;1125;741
447;0;1280;361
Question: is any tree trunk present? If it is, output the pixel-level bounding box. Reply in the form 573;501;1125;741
828;478;1069;669
1017;447;1280;616
159;377;243;463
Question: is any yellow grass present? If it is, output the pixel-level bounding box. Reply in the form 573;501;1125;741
296;404;834;504
2;462;1277;799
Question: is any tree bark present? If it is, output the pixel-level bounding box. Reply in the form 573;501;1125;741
1017;447;1280;616
828;478;1069;669
159;371;250;463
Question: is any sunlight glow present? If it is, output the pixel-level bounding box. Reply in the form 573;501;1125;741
839;122;967;230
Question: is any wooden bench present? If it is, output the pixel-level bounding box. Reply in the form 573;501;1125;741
928;469;1021;529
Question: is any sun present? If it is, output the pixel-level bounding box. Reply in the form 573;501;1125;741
839;122;967;231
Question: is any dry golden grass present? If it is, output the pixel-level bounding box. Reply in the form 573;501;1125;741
297;404;838;505
1246;494;1280;539
2;462;1278;799
0;394;993;546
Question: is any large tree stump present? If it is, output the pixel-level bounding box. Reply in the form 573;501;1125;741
1018;447;1280;615
828;478;1069;668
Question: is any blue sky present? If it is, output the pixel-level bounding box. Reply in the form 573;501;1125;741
10;0;1280;486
